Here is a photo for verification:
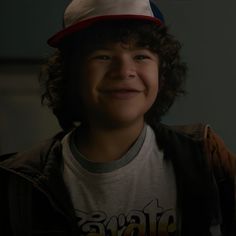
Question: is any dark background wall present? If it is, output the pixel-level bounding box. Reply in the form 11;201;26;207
0;0;235;154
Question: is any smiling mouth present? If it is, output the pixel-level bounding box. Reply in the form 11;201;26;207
102;89;141;99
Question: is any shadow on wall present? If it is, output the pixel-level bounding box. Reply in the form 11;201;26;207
0;63;61;155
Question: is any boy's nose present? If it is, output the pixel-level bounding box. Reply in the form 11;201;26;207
109;58;137;80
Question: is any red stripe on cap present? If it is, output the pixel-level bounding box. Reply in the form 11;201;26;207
48;15;163;47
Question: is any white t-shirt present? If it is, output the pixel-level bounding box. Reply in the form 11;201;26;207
62;125;177;235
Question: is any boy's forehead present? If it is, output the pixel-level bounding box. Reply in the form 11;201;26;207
74;36;151;51
67;40;153;59
78;41;154;56
91;42;150;51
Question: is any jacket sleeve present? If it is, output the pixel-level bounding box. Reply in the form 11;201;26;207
0;171;13;236
204;127;236;236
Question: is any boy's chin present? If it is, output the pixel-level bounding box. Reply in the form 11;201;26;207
96;112;145;129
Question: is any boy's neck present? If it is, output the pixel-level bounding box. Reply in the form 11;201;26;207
74;120;145;163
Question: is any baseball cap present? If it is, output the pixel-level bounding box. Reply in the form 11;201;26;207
48;0;165;47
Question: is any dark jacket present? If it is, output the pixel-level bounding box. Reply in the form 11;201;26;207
0;123;235;236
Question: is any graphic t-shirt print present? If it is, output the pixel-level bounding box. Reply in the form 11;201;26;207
75;199;176;236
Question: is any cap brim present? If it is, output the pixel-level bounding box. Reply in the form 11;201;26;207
47;15;163;48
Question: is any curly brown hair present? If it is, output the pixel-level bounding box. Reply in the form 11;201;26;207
40;20;187;131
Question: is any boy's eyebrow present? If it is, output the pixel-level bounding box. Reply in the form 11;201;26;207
89;45;112;51
92;45;152;51
93;47;112;51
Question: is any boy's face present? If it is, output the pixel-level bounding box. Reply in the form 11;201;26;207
72;42;159;128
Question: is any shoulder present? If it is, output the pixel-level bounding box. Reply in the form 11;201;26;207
203;126;236;178
0;131;66;172
159;122;209;141
154;122;236;177
151;123;209;149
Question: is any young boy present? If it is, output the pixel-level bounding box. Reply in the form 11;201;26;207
0;0;235;235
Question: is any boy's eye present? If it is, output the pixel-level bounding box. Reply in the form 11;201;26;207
94;55;111;60
134;55;150;60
